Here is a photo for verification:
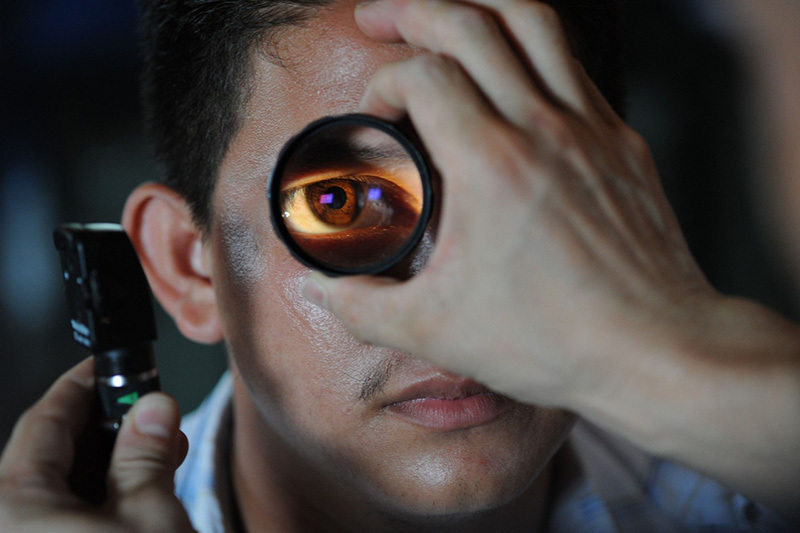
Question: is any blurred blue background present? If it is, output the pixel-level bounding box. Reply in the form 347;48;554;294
1;0;797;446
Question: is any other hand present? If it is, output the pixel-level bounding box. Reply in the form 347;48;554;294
304;0;713;406
0;358;194;533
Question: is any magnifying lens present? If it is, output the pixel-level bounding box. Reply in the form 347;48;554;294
268;114;434;276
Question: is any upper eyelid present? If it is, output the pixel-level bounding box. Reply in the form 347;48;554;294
281;173;380;193
278;158;384;188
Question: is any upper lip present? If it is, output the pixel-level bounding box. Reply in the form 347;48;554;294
384;375;497;407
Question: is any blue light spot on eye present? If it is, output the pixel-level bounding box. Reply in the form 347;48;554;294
368;188;381;201
320;193;334;205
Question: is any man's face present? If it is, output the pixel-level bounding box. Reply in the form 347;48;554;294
208;0;575;519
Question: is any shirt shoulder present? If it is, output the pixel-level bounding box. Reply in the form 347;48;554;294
548;419;792;532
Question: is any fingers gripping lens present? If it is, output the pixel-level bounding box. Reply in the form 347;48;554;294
268;114;433;276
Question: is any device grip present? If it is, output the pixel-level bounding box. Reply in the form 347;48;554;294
95;343;160;431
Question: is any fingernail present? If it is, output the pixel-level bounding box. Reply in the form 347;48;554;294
356;0;378;9
133;394;175;439
302;275;328;309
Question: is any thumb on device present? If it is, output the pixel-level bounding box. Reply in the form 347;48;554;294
107;392;192;531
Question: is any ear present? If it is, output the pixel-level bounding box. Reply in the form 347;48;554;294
122;182;223;344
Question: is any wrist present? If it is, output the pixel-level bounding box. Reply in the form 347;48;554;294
566;292;800;456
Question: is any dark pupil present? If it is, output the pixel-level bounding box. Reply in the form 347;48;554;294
323;186;346;209
307;179;365;226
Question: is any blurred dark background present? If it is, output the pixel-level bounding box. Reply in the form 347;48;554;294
1;0;797;447
0;0;228;445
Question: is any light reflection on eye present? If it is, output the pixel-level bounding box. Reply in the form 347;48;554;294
280;174;421;235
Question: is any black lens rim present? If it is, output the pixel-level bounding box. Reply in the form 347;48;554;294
268;114;434;276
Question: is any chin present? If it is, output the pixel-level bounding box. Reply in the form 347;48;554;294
364;474;542;530
340;410;576;526
353;445;546;524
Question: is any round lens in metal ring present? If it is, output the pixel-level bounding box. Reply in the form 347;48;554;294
268;114;433;276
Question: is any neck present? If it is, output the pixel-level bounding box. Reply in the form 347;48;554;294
229;380;553;533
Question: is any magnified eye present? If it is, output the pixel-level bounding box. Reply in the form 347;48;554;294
269;115;433;274
281;175;418;235
279;174;422;269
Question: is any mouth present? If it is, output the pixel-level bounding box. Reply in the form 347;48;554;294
383;376;513;431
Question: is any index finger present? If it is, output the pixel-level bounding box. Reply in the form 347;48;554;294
355;0;616;124
0;357;94;493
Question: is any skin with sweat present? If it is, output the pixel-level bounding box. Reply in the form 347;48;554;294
206;1;575;531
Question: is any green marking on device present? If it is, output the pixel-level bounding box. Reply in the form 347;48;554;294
117;391;139;405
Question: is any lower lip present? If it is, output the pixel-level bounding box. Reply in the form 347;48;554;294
386;394;512;431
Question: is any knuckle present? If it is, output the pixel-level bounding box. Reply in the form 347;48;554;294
503;0;530;20
22;393;74;430
136;434;175;465
0;470;50;500
621;127;648;154
547;120;575;150
0;473;24;493
118;489;189;533
110;467;172;501
531;2;561;27
400;54;467;99
510;1;560;30
619;128;654;166
486;127;538;178
437;4;497;45
528;109;576;150
13;405;38;431
112;441;174;489
26;403;65;430
445;123;540;200
412;53;460;84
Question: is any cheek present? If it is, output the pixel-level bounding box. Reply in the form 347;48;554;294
212;190;385;425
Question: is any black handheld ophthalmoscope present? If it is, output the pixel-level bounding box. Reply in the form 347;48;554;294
53;223;160;432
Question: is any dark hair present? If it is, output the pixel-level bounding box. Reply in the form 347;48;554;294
139;0;624;232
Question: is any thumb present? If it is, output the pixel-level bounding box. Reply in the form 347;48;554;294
302;271;424;353
107;393;193;530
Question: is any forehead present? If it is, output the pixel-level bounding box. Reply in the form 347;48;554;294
232;1;415;168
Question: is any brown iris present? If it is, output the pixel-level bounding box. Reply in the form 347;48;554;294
306;179;365;226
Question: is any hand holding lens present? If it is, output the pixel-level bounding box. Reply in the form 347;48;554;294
268;114;434;276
